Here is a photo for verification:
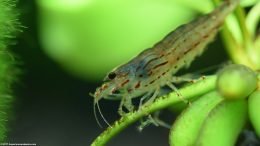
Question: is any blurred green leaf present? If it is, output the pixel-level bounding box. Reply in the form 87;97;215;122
0;0;20;142
246;2;260;39
240;0;259;7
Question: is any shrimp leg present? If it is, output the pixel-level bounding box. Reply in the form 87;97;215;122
152;111;171;128
138;111;171;131
143;87;160;107
172;75;206;84
138;92;153;110
166;82;191;105
118;95;134;116
172;76;196;83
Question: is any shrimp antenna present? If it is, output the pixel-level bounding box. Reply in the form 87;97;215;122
94;100;103;128
96;100;112;128
90;92;103;128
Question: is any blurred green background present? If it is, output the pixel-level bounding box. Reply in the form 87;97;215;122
37;0;212;80
5;0;243;145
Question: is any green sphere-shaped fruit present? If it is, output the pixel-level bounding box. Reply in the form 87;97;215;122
217;64;257;99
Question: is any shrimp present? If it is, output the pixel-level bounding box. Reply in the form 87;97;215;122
91;0;240;125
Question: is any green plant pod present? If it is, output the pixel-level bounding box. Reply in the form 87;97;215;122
217;64;257;99
195;99;247;146
248;90;260;137
169;91;223;146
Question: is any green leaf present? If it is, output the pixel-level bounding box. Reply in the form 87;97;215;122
246;2;260;39
240;0;259;7
195;99;247;146
0;0;20;142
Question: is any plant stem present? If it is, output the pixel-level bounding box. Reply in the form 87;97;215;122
91;76;216;146
246;2;260;39
212;0;255;69
220;24;254;68
234;6;253;51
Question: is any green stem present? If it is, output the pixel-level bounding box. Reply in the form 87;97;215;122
91;76;216;146
246;2;260;39
220;24;254;68
234;6;253;51
212;0;255;69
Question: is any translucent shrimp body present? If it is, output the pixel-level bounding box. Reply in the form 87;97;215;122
92;0;239;116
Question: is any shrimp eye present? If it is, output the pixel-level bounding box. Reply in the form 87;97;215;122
108;72;116;80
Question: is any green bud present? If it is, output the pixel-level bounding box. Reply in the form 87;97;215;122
216;64;257;99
